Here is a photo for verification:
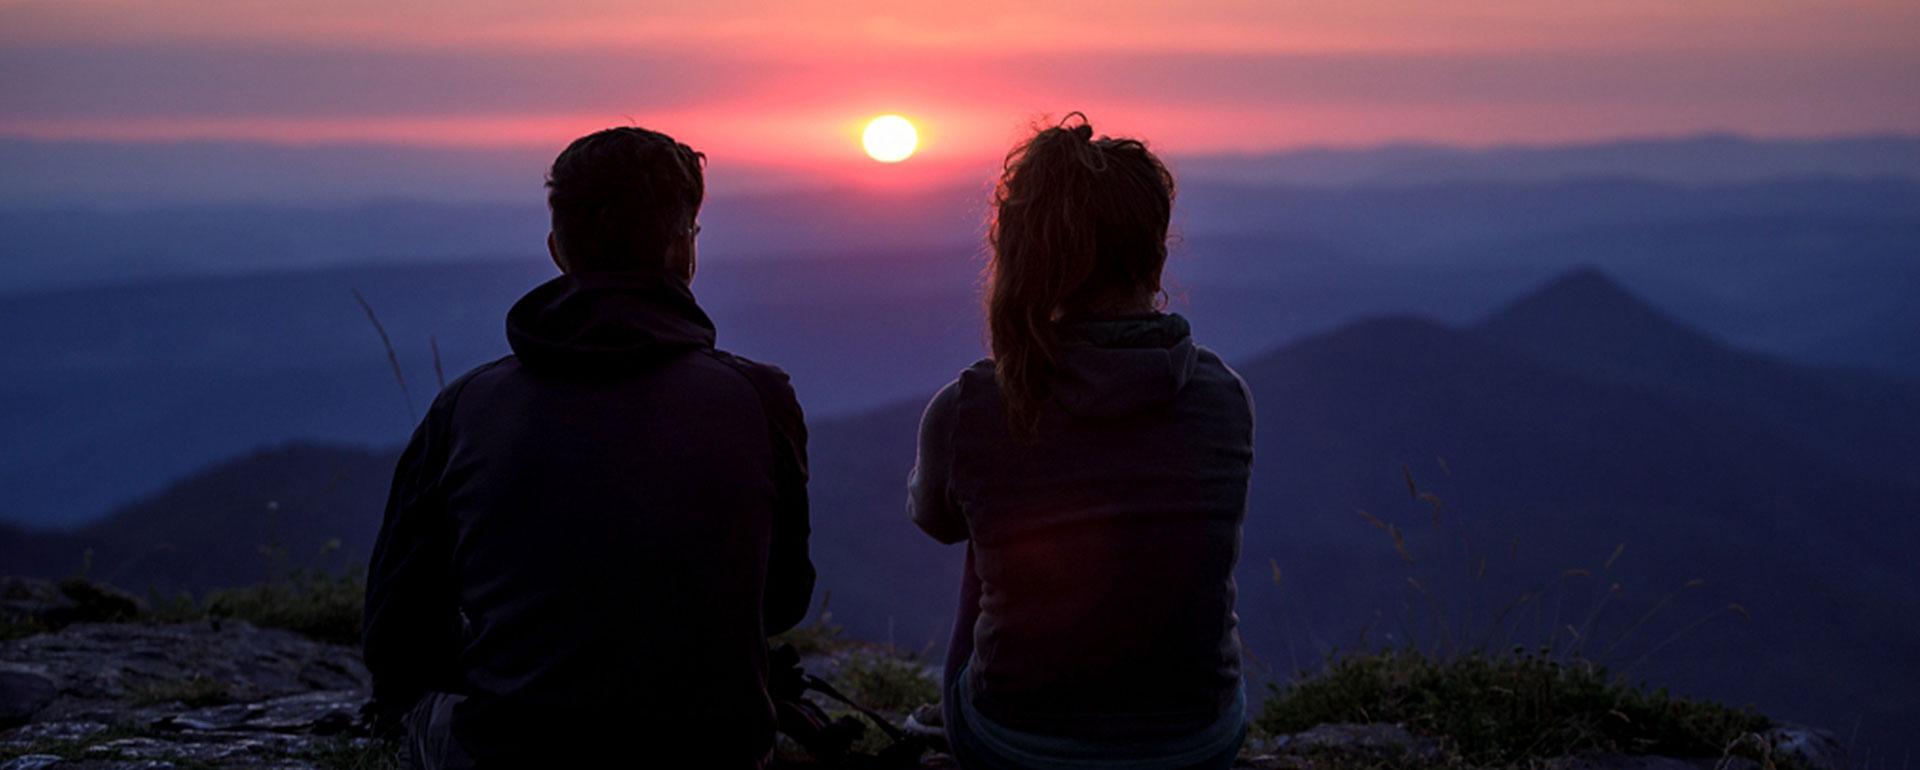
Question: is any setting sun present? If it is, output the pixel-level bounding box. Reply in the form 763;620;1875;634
861;115;918;163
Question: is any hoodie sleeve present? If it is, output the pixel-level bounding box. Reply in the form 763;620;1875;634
756;368;817;635
709;354;817;635
909;380;969;544
363;397;462;725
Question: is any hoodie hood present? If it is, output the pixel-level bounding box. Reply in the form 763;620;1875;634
506;271;715;374
1051;313;1198;419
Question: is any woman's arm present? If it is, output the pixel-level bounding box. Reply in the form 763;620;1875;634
908;380;968;544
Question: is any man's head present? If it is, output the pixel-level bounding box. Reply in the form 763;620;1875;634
545;127;706;280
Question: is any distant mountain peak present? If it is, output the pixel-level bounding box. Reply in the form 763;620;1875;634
1481;267;1702;341
1476;267;1739;385
1494;266;1652;316
1532;265;1623;293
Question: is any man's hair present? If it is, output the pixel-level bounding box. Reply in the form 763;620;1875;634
545;127;706;271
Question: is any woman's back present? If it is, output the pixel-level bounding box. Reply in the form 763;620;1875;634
912;312;1253;738
913;114;1251;767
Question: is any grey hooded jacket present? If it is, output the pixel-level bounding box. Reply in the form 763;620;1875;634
909;313;1254;739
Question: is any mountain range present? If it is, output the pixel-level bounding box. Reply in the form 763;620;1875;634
3;269;1915;752
5;170;1919;529
6;133;1918;210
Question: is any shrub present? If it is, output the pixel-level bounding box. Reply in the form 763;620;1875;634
834;652;939;713
204;570;364;645
1258;649;1770;765
1252;462;1771;764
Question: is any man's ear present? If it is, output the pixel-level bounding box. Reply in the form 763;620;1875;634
547;231;568;274
670;232;698;284
684;233;698;283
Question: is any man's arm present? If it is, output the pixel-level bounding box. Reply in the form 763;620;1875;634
908;381;968;544
363;407;460;723
758;368;817;635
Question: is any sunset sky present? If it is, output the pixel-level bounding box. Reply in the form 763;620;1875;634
3;0;1918;188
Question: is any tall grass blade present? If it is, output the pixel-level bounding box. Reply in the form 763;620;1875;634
351;289;414;419
1599;578;1706;662
1623;603;1749;674
431;334;446;391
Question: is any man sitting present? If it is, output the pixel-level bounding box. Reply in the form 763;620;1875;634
364;126;816;769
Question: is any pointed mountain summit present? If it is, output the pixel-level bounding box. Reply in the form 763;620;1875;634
1477;267;1920;491
1476;267;1727;378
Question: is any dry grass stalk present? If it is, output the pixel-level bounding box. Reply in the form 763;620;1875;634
351;288;413;419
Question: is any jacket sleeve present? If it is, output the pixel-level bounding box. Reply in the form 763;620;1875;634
363;402;461;723
908;380;969;544
758;368;817;635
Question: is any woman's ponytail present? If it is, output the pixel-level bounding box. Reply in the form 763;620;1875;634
985;113;1175;436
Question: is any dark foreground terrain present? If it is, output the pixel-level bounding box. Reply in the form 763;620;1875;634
6;268;1917;753
0;577;1854;770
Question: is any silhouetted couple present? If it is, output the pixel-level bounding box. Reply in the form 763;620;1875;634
364;117;1253;770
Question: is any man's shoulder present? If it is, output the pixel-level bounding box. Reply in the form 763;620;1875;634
697;348;803;416
698;349;794;389
425;356;516;412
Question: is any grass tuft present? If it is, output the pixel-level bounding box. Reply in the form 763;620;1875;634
295;737;407;770
0;616;50;641
203;570;365;645
128;675;238;707
833;651;939;713
1258;649;1771;766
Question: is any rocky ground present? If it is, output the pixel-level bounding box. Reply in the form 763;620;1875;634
1;620;379;769
0;577;1850;770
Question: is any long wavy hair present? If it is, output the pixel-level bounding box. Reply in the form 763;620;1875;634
987;113;1176;435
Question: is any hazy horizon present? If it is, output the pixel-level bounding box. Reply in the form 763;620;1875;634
4;131;1919;210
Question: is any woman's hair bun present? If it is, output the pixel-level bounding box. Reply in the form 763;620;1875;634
1069;123;1094;142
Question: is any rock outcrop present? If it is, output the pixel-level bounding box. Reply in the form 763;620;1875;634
0;620;376;769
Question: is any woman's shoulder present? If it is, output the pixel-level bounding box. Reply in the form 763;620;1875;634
931;359;998;411
1190;344;1255;416
957;357;996;383
1189;343;1238;377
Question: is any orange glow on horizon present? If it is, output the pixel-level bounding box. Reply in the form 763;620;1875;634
2;0;1916;187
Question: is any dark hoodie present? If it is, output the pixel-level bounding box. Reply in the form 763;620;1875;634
909;313;1253;739
364;271;814;769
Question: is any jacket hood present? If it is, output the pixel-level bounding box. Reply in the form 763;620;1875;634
506;271;716;374
1051;313;1198;419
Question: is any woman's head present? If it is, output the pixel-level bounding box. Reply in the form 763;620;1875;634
987;113;1176;433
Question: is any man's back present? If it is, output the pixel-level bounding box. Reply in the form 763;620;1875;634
365;271;814;768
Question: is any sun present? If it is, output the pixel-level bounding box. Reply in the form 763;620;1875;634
862;115;918;163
